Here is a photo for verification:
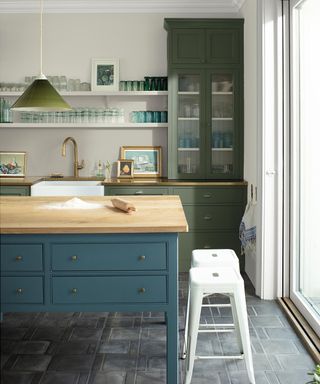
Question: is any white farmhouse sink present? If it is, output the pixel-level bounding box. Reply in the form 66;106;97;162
31;180;104;196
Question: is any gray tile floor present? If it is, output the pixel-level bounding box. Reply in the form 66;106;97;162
0;273;316;384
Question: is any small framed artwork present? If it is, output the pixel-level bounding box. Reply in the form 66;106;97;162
120;146;162;178
91;58;119;91
117;159;134;178
0;151;27;177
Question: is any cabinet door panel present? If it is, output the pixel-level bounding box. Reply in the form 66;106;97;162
207;29;241;64
1;277;43;304
0;186;30;196
183;205;244;230
172;29;205;64
51;242;167;271
173;187;245;204
52;276;167;304
1;244;43;271
107;187;168;195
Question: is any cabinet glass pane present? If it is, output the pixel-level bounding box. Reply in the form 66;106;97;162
177;75;200;174
211;74;234;174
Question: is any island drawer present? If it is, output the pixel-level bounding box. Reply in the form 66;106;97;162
1;277;43;304
173;187;245;205
1;244;43;271
52;276;167;304
51;243;167;271
183;205;244;230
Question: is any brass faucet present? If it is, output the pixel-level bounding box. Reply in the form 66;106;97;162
61;137;84;178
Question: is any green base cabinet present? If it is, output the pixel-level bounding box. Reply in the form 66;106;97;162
0;185;30;196
164;18;244;180
105;183;246;272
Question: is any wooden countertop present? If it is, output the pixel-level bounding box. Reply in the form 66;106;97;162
0;176;248;187
0;196;188;234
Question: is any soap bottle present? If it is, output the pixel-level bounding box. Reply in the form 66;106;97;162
96;160;103;177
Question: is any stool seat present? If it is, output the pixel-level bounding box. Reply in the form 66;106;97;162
184;266;255;384
192;248;240;270
190;266;242;292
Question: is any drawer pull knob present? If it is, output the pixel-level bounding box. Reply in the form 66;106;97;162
15;255;23;261
71;288;78;294
135;190;143;195
212;253;218;257
16;288;23;294
204;215;213;220
71;255;78;261
138;288;146;294
203;194;212;198
203;245;211;249
138;255;146;261
212;272;219;277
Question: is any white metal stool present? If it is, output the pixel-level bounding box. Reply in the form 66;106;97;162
184;267;255;384
182;249;240;359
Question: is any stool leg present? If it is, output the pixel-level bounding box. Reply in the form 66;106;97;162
229;294;243;353
184;287;203;384
182;285;190;359
234;285;256;384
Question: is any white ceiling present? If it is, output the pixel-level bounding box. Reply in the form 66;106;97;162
0;0;246;14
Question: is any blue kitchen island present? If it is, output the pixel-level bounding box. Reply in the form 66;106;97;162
0;196;188;384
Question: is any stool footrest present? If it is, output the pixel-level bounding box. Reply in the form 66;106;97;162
199;323;234;327
201;304;231;308
195;354;244;360
198;329;234;333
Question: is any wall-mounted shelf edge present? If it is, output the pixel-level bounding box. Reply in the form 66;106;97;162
0;123;168;129
0;91;168;97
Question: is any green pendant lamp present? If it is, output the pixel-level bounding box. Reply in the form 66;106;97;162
11;0;71;111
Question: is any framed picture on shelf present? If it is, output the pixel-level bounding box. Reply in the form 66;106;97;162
91;58;119;91
120;146;162;178
117;159;134;178
0;151;26;177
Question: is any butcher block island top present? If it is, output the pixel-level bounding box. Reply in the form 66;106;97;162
0;196;188;234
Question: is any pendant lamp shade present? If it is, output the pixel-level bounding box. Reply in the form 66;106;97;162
11;77;72;111
10;0;71;112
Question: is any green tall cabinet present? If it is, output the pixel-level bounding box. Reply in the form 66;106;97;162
164;18;244;180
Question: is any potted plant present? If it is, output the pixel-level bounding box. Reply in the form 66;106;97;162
307;364;320;384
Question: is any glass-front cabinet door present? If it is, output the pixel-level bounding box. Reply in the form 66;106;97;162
169;68;242;179
169;70;205;178
207;70;241;179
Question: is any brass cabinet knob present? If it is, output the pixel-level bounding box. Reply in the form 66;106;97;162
16;288;23;294
71;288;77;294
203;193;212;198
138;255;146;261
203;215;213;220
15;255;23;261
138;288;146;294
71;255;78;261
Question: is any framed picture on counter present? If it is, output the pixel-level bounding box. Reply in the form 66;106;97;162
117;159;134;178
91;58;119;91
0;151;26;177
120;146;162;178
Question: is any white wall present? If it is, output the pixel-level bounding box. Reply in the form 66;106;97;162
239;0;258;287
0;12;242;177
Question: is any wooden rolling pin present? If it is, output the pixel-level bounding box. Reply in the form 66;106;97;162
111;198;137;213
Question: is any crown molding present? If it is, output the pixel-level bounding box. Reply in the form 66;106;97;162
0;0;242;14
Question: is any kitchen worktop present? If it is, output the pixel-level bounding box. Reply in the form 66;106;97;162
0;196;188;234
0;176;247;186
